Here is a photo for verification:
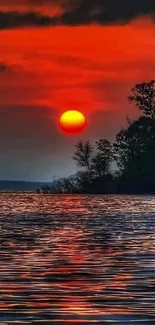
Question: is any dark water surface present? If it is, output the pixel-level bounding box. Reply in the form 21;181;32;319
1;193;155;324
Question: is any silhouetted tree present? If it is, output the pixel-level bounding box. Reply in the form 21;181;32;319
115;79;155;193
74;171;94;193
128;80;155;119
92;139;113;177
73;141;93;181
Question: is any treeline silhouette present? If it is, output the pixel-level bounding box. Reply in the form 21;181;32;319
39;80;155;194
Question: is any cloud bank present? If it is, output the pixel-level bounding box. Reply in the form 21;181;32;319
0;0;154;29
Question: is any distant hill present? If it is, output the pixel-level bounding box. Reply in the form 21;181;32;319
0;180;51;191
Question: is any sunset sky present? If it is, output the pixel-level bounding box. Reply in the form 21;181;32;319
0;0;155;181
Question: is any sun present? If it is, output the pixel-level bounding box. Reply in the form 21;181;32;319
59;110;87;135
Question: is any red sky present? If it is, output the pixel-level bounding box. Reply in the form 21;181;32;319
0;2;155;181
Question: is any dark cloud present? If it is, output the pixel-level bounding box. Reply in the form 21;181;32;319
0;0;155;29
0;11;56;29
60;0;155;25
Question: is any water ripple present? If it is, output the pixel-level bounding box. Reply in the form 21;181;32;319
0;193;155;324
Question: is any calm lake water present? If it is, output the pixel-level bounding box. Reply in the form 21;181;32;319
1;193;155;324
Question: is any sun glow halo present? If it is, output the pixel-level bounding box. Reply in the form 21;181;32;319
59;110;87;135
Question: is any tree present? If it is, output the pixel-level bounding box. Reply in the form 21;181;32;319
114;116;155;193
92;139;113;177
74;171;94;193
128;80;155;119
73;140;93;177
113;80;155;192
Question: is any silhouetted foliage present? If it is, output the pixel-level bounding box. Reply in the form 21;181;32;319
73;140;93;171
72;140;94;184
114;116;155;192
92;139;113;177
128;80;155;119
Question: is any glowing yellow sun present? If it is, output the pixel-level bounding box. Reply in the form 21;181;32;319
59;110;87;135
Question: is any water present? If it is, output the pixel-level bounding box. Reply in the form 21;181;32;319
1;193;155;324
